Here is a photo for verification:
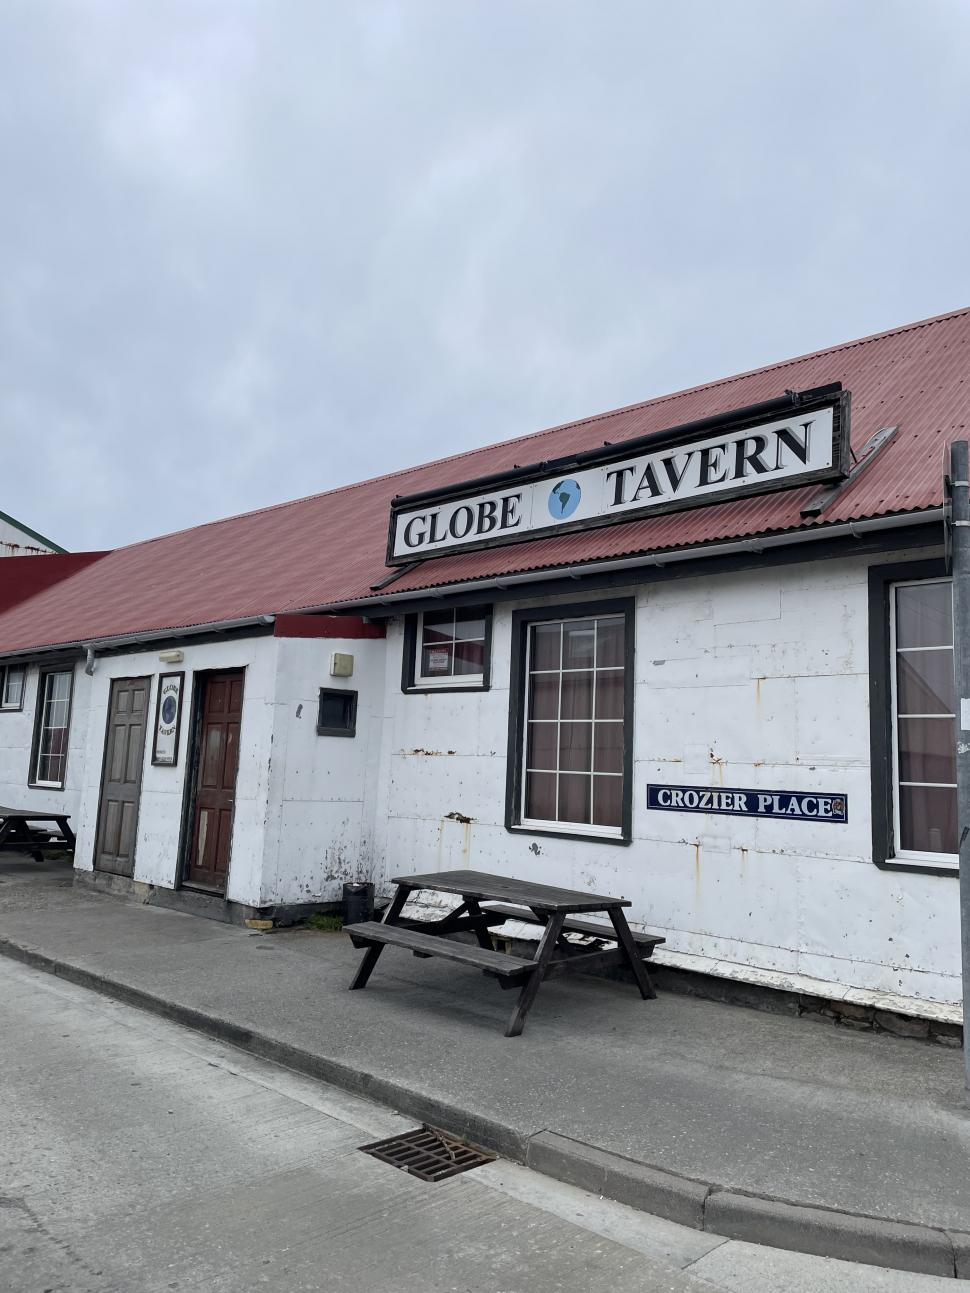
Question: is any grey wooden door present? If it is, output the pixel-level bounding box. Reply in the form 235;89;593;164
94;677;150;877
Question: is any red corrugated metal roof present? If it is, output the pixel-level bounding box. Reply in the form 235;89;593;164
0;553;108;616
0;306;965;654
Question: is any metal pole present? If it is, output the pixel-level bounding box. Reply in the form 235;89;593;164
949;439;970;1099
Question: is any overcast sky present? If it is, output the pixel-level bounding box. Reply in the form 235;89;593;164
2;1;969;552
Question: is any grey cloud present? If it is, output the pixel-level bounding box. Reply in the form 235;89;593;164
2;0;969;550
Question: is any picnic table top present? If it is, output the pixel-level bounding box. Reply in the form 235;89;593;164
389;868;631;913
0;807;72;820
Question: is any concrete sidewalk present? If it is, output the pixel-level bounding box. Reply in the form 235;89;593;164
1;857;968;1279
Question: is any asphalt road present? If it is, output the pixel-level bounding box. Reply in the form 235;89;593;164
0;958;957;1293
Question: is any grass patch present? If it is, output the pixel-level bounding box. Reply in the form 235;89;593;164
305;913;343;932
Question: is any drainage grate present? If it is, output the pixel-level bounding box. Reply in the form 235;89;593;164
359;1125;496;1181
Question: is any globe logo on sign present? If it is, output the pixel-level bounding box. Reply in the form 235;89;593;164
161;696;177;725
549;479;581;519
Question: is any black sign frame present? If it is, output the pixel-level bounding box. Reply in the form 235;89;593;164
386;385;851;566
646;783;848;824
151;671;185;767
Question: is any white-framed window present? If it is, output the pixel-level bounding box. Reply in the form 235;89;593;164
30;668;74;788
0;664;25;711
408;607;491;689
519;611;628;838
889;577;957;867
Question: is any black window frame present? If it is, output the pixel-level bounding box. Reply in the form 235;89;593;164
868;557;957;878
0;663;26;712
505;597;635;845
317;687;358;738
28;665;75;790
401;605;493;694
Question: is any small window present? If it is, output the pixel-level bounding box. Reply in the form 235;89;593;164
0;664;25;711
506;600;634;843
890;578;956;865
30;668;74;788
402;606;492;691
317;688;357;737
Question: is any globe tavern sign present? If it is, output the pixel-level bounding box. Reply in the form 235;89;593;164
387;385;851;564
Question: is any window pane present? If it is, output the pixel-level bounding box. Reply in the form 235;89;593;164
595;670;624;720
35;671;71;785
522;612;628;832
421;643;453;677
422;610;454;645
528;673;559;720
559;722;592;772
896;649;953;715
558;773;591;824
526;722;558;771
898;717;956;785
596;618;625;668
560;671;593;720
525;771;557;820
531;623;561;671
592;775;622;828
593;722;624;774
2;666;24;707
563;623;596;669
454;609;486;640
453;640;484;675
895;583;952;649
899;784;957;854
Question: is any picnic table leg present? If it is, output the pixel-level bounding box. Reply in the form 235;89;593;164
1;818;42;862
608;908;657;1000
348;884;411;991
463;897;496;951
0;822;28;863
505;911;566;1038
56;817;76;851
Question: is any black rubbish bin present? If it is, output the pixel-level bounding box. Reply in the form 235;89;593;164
342;881;374;926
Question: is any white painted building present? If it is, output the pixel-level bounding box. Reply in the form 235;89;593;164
0;309;964;1019
0;509;63;557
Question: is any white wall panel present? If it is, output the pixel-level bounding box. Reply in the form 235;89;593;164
376;551;961;1005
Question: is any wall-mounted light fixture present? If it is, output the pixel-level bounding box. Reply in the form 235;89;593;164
158;649;184;664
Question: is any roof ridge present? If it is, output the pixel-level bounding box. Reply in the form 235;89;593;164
110;302;970;557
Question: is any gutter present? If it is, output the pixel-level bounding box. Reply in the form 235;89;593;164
331;509;945;612
0;509;944;660
0;614;276;665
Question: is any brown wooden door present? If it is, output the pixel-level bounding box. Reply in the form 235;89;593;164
184;671;244;893
94;677;150;877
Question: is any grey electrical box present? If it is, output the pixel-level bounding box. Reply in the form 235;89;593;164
330;652;354;678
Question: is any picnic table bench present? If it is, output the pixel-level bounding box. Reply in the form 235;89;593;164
0;807;75;861
345;869;664;1037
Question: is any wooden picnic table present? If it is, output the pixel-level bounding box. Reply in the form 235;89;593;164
0;807;76;861
345;868;664;1037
